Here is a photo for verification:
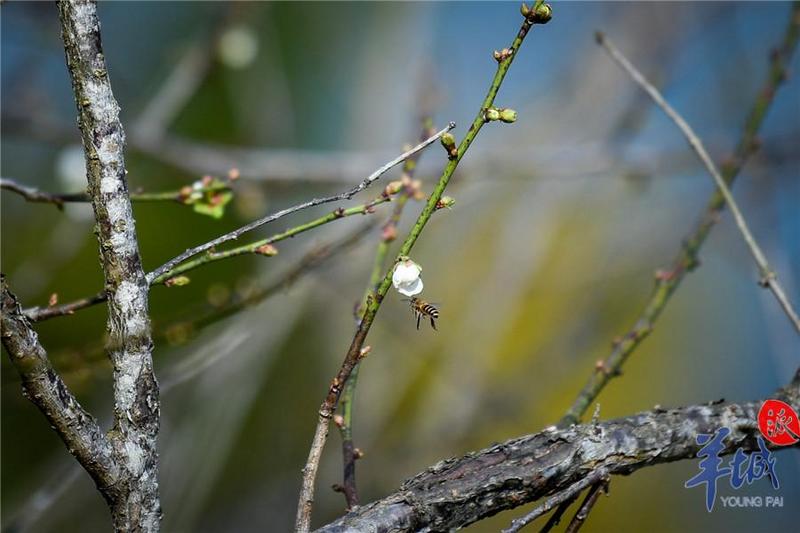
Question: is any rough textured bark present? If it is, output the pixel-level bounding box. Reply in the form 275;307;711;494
57;1;160;530
1;277;120;498
318;372;799;532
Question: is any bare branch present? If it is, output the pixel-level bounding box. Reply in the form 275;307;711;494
0;276;120;494
1;176;233;209
146;123;455;286
319;373;800;532
503;468;609;533
563;478;609;533
560;7;800;428
58;0;160;529
597;30;800;334
0;177;86;208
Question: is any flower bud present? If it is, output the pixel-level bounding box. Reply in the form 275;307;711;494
493;48;513;63
440;132;458;160
384;180;404;196
165;275;191;287
254;243;278;256
436;196;456;210
484;107;501;122
392;259;423;297
532;3;552;24
499;108;517;123
381;223;398;242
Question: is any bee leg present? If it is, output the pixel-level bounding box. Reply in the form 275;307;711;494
430;317;437;331
416;313;421;330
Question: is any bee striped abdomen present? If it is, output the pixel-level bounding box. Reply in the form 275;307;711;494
409;297;439;330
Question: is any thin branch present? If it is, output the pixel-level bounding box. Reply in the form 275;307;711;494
0;276;120;495
150;192;394;285
23;290;108;322
319;370;800;532
145;123;454;286
0;177;86;207
295;4;553;531
503;468;609;533
538;495;579;533
1;176;232;208
23;193;391;320
597;31;800;333
155;220;378;346
563;478;609;533
560;6;800;428
58;0;160;529
336;121;436;510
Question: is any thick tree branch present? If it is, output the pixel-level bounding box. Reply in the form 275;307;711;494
58;1;160;530
319;372;800;532
0;276;120;496
560;5;800;427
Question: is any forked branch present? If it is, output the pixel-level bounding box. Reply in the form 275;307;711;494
295;3;553;531
596;30;800;333
560;6;800;428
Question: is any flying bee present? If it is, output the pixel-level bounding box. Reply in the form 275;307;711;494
405;297;440;330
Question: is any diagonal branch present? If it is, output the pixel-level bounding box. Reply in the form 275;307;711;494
560;6;800;428
295;3;554;531
0;276;120;495
58;0;160;529
145;123;455;285
597;31;800;334
318;370;800;532
336;120;438;509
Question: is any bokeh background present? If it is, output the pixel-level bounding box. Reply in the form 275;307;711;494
2;2;799;532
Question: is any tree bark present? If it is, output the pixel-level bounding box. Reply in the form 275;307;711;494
57;1;160;530
319;372;800;532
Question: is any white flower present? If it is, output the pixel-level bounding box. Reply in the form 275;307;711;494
392;259;424;297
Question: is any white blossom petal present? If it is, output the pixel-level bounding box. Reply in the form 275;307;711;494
396;277;423;297
392;260;422;286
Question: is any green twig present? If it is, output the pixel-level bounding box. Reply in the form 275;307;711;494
295;3;553;531
559;4;800;428
151;194;393;284
0;176;231;208
25;195;392;320
336;120;436;509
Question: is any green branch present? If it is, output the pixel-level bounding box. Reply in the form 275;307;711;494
295;3;553;531
336;119;436;508
151;194;394;284
0;176;233;213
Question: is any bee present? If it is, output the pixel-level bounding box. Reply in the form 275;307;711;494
406;297;440;330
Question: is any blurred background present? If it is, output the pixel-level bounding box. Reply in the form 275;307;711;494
2;2;799;531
